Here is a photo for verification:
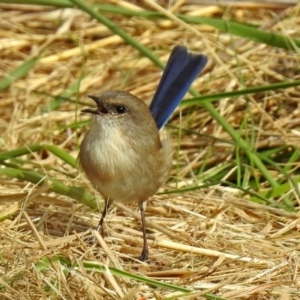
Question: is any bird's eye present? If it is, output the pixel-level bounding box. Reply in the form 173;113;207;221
115;105;127;114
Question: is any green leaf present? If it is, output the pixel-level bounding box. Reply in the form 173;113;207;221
0;56;40;92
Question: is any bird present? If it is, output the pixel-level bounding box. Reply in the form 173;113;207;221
79;45;208;261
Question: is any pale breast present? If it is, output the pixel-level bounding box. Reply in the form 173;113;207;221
79;120;173;203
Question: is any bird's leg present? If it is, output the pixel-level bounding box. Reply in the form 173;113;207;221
96;198;111;233
138;200;149;261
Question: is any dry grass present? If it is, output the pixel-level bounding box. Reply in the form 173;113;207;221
1;1;300;299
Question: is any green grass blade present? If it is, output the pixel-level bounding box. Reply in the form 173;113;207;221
0;55;40;92
0;0;71;6
182;80;300;106
180;16;300;50
283;148;300;173
33;257;226;299
0;168;97;209
0;145;43;162
6;1;300;51
44;145;77;168
0;144;76;168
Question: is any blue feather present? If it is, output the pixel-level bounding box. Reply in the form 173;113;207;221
150;46;208;129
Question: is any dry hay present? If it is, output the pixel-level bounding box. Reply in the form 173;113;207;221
1;1;300;299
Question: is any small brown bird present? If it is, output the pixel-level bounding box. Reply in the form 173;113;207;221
79;46;207;261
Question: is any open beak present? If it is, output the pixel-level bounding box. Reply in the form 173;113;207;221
81;95;108;114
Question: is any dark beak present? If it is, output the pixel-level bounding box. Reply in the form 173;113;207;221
81;95;108;114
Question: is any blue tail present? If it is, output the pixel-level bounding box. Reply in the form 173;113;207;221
150;46;208;129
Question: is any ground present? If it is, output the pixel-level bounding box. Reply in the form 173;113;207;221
1;1;300;299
